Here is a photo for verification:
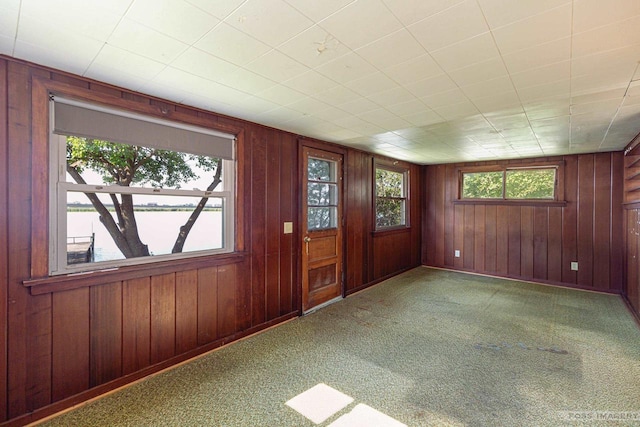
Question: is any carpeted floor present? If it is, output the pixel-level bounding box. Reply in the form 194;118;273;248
37;267;640;426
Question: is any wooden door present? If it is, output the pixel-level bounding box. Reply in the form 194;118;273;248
301;147;343;312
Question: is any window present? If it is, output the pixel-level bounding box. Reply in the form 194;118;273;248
461;166;558;200
375;162;409;229
49;97;236;275
307;156;339;230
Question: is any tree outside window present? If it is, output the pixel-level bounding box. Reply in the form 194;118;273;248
375;164;408;229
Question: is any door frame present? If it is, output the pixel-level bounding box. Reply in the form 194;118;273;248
298;139;347;314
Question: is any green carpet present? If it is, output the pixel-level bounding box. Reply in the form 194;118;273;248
38;267;640;426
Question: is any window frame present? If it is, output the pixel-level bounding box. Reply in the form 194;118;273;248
374;159;410;231
28;77;245;283
456;161;565;205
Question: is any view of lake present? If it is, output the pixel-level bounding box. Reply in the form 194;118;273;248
67;211;223;262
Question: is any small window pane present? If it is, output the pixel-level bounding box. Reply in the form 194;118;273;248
307;183;338;206
505;169;555;199
462;171;503;198
308;158;334;182
308;207;337;230
376;199;405;228
376;169;404;197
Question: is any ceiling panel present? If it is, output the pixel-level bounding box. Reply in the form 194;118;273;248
2;0;639;165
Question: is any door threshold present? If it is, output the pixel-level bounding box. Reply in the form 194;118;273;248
303;296;343;315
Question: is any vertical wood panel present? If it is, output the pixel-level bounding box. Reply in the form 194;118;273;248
508;206;521;276
122;278;151;375
150;273;176;364
547;208;563;282
463;205;475;269
444;165;455;267
496;206;509;275
453;204;464;269
593;153;611;290
279;134;294;315
577;155;594;287
521;207;534;278
474;205;485;272
484;205;497;273
562;156;578;284
424;166;436;265
197;266;218;345
610;152;624;291
175;270;198;354
90;282;122;387
52;288;90;402
218;264;237;338
627;210;639;312
251;131;267;325
533;207;548;280
434;165;446;266
266;130;281;319
0;58;8;422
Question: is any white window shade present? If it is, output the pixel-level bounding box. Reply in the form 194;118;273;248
52;97;234;160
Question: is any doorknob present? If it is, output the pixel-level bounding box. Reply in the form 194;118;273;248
303;236;311;242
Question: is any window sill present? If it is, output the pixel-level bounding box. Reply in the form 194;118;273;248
372;226;411;237
453;199;567;207
23;252;247;295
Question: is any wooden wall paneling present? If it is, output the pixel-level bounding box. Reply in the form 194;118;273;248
444;165;455;267
89;282;123;387
453;204;464;269
627;210;639;312
423;166;436;265
0;57;8;422
434;165;446;267
410;165;422;266
474;205;485;272
496;205;509;275
593;153;612;290
7;61;53;417
484;205;497;273
217;264;237;338
251;130;267;325
520;207;534;279
150;273;176;365
363;152;373;285
547;208;563;282
175;270;198;354
562;156;578;284
463;205;475;270
533;207;548;280
577;155;595;287
279;134;294;315
610;153;624;291
197;267;219;345
266;130;281;320
122;277;151;375
508;206;522;276
345;151;360;290
52;287;90;401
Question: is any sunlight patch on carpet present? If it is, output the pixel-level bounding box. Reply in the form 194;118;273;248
285;383;353;424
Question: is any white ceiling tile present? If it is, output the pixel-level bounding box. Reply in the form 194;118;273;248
383;0;465;26
344;72;399;96
572;16;640;58
461;75;514;100
492;4;571;54
383;54;443;85
404;74;458;98
571;45;640;79
337;97;381;115
356;29;426;69
195;22;271;66
573;0;640;34
572;88;627;105
477;0;570;29
358;109;411;131
502;37;571;74
226;0;313;47
285;98;333;116
185;0;246;20
311;106;353;122
408;0;489;51
0;3;19;40
447;57;508;87
14;39;96;75
20;0;123;41
434;100;480;120
108;18;188;64
230;95;281;115
318;0;403;50
255;84;307;106
523;99;571;120
487;113;531;130
403;109;445;126
313;85;361;105
430;33;500;72
282;70;338;97
316;52;378;83
0;35;14;55
278;25;351;69
126;0;219;44
366;86;415;106
246;50;309;82
517;80;570;103
284;0;355;22
333;115;387;135
420;88;470;109
472;91;522;114
511;61;570;89
85;45;165;89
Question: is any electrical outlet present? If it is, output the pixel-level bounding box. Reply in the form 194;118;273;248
455;250;461;258
571;262;578;271
283;222;293;234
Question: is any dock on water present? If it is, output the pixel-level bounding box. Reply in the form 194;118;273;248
67;234;95;264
